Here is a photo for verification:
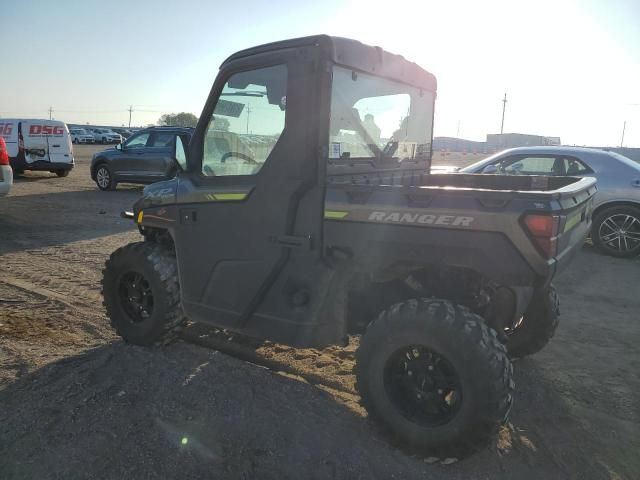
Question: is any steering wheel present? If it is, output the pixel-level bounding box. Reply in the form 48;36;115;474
221;152;257;165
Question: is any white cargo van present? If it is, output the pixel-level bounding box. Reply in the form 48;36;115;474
0;119;74;177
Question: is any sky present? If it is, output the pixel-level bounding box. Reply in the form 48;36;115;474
1;0;639;146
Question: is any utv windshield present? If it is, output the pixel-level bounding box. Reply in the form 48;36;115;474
329;66;434;162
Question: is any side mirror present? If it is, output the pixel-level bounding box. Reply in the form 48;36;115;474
482;164;499;174
173;136;188;171
115;143;122;151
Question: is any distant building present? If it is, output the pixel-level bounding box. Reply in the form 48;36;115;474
486;133;562;149
432;136;490;153
599;147;640;163
434;132;562;154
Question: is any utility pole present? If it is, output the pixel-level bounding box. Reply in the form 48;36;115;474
500;93;507;134
456;120;461;137
128;105;133;128
246;104;251;134
620;120;626;147
48;106;53;120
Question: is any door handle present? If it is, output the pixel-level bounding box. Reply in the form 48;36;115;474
270;234;312;250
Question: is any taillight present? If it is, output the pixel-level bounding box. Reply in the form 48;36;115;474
0;138;9;165
523;214;560;259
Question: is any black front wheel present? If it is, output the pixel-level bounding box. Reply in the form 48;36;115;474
355;299;514;458
55;169;70;177
102;242;186;345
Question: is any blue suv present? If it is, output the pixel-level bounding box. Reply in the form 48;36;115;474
90;126;193;190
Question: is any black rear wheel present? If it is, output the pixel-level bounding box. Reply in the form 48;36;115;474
102;242;186;345
55;169;69;177
506;285;559;358
355;298;513;458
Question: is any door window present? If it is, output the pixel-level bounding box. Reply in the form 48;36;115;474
149;132;174;147
201;64;287;176
125;132;150;149
498;156;562;175
175;135;188;171
563;157;591;175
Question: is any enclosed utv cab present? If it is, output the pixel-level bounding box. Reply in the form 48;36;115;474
170;35;439;342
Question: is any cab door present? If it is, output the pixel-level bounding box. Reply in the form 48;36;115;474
173;47;329;342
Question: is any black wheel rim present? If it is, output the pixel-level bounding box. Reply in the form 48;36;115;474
118;271;154;323
599;213;640;253
504;316;524;335
384;345;462;427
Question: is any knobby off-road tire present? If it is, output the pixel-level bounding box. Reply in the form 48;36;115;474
355;298;514;458
102;241;186;346
506;285;559;359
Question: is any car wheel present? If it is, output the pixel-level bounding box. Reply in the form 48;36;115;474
95;164;116;191
55;169;70;178
592;205;640;258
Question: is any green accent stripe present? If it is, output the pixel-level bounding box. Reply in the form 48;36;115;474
564;210;582;232
324;210;349;220
211;193;248;201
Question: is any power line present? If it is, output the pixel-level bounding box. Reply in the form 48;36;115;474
500;93;507;134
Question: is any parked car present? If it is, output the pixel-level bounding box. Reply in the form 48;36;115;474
460;146;640;257
0;137;13;196
112;128;133;139
70;128;96;144
0;118;74;177
91;128;122;144
90;126;193;190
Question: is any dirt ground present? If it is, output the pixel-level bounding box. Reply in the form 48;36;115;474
0;145;638;479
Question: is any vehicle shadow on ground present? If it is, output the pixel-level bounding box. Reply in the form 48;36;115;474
0;340;630;480
0;188;142;255
502;359;636;480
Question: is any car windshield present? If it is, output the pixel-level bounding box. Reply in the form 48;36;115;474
329;66;434;162
460;152;505;172
75;129;88;134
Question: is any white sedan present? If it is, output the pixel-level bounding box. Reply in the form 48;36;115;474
91;128;123;144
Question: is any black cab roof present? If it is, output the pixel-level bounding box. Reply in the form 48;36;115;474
222;35;437;93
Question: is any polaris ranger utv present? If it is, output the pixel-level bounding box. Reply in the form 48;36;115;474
103;35;596;457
